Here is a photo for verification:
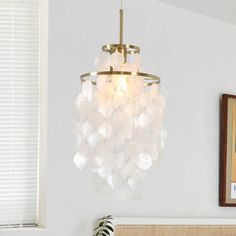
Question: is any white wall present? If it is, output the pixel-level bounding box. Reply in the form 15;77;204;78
4;0;236;235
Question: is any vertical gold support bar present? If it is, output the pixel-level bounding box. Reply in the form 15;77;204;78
119;9;123;46
119;8;127;63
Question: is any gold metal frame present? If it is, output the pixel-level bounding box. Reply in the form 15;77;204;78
102;44;140;55
80;71;160;86
80;7;161;87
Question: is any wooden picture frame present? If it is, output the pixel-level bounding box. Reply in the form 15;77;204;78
220;94;236;206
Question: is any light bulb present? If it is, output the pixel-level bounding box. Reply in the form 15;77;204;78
112;76;128;94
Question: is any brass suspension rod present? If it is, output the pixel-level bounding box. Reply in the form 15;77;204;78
119;9;123;46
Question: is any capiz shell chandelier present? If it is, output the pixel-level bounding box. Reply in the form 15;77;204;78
74;3;167;200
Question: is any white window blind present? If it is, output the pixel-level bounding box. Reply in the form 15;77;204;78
0;0;40;227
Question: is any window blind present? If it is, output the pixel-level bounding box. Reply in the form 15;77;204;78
0;0;40;227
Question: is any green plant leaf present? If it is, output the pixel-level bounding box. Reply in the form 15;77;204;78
97;233;108;236
106;225;114;232
98;220;112;224
101;233;108;236
96;230;103;236
101;229;110;235
100;215;113;220
96;232;107;236
99;222;105;227
94;215;113;236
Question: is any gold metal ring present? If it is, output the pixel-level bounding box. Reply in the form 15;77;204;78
80;71;160;86
102;44;140;55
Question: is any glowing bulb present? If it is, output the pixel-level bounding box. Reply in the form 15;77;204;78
112;76;128;93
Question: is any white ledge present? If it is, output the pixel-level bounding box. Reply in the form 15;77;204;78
113;217;236;226
0;227;46;231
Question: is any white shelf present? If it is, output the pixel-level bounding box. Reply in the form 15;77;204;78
113;217;236;226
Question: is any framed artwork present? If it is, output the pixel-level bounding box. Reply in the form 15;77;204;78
220;94;236;206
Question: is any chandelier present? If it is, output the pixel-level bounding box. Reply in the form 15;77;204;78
74;3;167;200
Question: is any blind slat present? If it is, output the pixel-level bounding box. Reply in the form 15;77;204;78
0;0;40;227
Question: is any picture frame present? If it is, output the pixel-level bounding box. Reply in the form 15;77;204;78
220;94;236;206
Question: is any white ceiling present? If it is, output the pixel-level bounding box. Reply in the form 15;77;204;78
157;0;236;25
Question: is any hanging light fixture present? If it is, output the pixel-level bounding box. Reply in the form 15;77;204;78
74;1;167;199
